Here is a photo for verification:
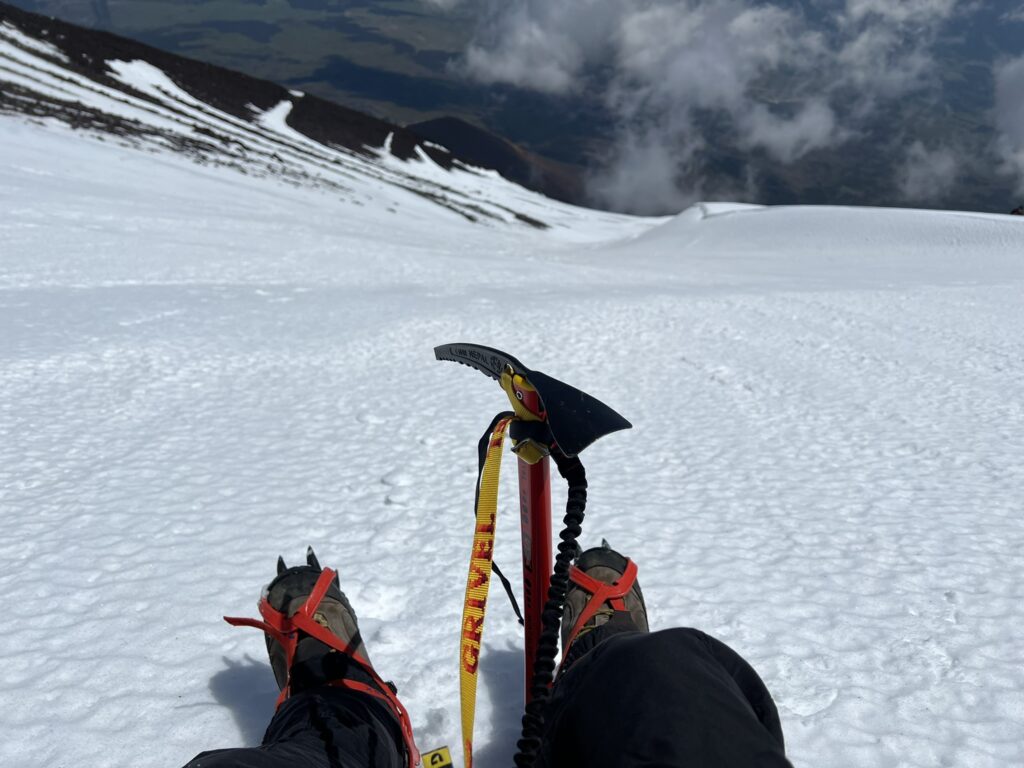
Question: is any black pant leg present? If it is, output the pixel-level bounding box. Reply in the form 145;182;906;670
183;687;404;768
538;627;791;768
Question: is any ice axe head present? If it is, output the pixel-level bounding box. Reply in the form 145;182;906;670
433;343;631;457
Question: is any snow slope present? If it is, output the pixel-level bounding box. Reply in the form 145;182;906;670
4;25;1024;768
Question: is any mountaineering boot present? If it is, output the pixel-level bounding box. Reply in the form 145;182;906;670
224;548;421;766
264;547;370;691
561;541;649;659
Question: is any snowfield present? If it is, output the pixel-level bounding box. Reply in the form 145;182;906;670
4;70;1024;768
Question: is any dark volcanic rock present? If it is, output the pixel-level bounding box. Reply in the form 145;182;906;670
408;116;584;206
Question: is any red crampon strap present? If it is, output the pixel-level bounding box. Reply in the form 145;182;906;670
225;568;420;768
561;559;639;657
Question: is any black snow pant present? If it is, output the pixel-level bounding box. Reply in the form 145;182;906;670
537;624;791;767
184;626;790;768
184;686;404;768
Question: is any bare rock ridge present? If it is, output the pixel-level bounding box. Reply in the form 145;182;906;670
407;116;584;207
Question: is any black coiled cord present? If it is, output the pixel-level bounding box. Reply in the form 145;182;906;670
512;451;588;768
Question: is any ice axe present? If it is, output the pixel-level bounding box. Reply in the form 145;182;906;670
434;343;631;768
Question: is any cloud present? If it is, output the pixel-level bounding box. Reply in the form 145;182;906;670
736;100;843;164
432;0;966;213
836;23;932;108
457;1;622;94
843;0;958;25
419;0;465;9
460;4;588;94
994;56;1024;196
587;128;702;214
896;141;959;202
831;0;960;123
574;1;846;211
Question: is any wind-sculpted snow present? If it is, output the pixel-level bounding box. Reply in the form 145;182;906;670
4;56;1024;768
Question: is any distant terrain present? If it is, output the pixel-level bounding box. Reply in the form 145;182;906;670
6;0;1023;214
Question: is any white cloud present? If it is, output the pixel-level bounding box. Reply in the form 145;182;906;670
994;56;1024;195
456;0;622;94
462;23;582;94
843;0;959;25
430;0;967;212
837;24;933;103
834;0;961;120
612;2;810;110
897;141;959;202
574;2;842;210
1003;5;1024;23
419;0;465;9
737;100;843;163
586;128;703;214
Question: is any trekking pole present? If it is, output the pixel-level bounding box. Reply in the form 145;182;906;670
434;343;630;768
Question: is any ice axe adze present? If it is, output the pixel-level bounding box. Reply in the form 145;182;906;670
434;343;631;768
434;343;631;459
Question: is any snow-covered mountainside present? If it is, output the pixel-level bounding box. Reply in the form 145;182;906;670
3;11;1024;768
0;8;584;230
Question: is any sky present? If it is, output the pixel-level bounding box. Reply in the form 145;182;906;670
423;0;1024;211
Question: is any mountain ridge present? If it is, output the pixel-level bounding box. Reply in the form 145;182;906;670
0;1;582;212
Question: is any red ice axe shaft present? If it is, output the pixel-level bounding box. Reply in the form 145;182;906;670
516;389;552;698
